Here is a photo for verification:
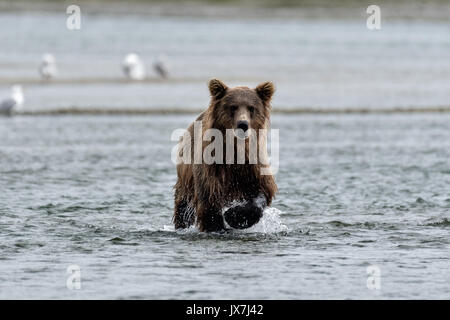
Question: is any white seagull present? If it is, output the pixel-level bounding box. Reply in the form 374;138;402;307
153;54;170;79
122;53;146;80
39;54;58;80
0;85;24;115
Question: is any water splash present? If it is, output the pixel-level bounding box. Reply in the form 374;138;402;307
161;225;175;232
162;206;287;235
245;207;288;234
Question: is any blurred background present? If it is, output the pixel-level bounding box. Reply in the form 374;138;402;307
1;0;449;112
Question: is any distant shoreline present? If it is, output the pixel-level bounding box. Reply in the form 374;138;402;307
1;0;450;21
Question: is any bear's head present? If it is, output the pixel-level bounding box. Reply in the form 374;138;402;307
208;79;275;135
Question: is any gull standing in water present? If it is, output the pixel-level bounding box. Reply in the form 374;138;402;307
0;85;24;115
39;54;58;80
122;53;146;80
153;54;170;79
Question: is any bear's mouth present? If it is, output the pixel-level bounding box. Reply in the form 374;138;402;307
233;128;249;140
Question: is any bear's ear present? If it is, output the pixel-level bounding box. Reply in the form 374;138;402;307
208;78;228;99
255;81;275;103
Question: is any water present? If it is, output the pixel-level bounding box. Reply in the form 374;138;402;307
0;9;449;111
1;1;449;299
0;114;449;299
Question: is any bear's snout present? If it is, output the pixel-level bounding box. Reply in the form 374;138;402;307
237;120;249;132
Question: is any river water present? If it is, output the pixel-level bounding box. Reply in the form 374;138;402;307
0;7;449;111
0;2;449;299
0;114;449;299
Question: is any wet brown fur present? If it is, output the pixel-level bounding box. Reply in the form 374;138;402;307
173;79;278;232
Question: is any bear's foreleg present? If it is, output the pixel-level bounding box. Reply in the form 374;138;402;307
193;165;227;232
223;195;266;229
174;197;195;229
196;201;225;232
173;177;196;229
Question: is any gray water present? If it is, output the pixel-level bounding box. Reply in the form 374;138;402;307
1;8;450;111
1;1;450;299
0;113;449;299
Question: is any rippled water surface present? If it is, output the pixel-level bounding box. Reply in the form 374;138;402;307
0;10;449;110
0;113;449;299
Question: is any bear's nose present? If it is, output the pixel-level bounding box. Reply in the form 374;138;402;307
237;120;249;132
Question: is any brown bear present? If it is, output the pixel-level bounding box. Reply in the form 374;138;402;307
173;79;278;232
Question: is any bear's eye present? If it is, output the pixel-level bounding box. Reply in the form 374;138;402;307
230;105;238;113
248;106;255;114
